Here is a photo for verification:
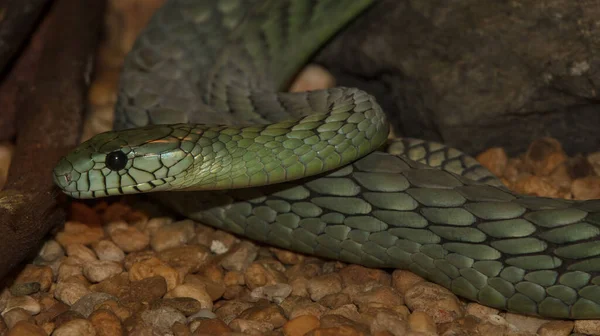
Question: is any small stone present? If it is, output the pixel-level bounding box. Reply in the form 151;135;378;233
89;309;123;336
52;319;96;336
339;265;391;288
238;303;287;328
153;298;203;317
92;240;125;262
187;308;217;321
54;310;86;329
465;303;499;320
83;260;123;283
573;320;600;335
352;286;403;310
323;304;361;322
370;312;409;336
129;256;180;290
172;321;191;336
221;241;259;271
94;300;131;322
392;270;425;295
537;320;573;336
288;302;328;320
56;221;104;246
6;321;46;336
138;216;172;236
223;285;248;300
271;248;305;265
151;219;195;252
70;292;116;318
572;176;600;200
2;308;32;329
320;314;370;334
9;282;40;297
244;262;287;290
404;282;463;323
4;296;40;315
123;251;155;270
588;151;600;176
513;173;561;198
319;293;352;309
91;273;130;298
289;64;336;93
503;313;551;334
229;318;275;334
224;271;245;286
307;273;342;301
286;262;322;281
165;283;213;310
34;300;69;325
190;318;231;335
476;147;508;178
69;202;103;226
14;264;53;293
283;315;321;336
524;137;567;176
101;203;132;223
307;325;364;336
408;311;437;334
54;281;91;306
37;240;65;262
140;306;186;335
250;283;292;303
109;226;150;252
120;276;167;307
213;300;255;324
184;274;225;301
158;245;211;273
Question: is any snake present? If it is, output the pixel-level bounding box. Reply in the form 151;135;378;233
52;0;600;319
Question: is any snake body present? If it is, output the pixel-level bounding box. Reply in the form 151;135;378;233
53;0;600;319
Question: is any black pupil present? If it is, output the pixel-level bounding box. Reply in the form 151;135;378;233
105;151;128;171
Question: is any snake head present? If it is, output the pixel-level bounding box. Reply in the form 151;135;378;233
53;125;195;199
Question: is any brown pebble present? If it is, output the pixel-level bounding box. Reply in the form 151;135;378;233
6;320;46;336
183;274;225;301
101;203;132;223
53;319;97;336
129;256;180;290
220;241;259;272
213;300;255;324
513;173;561;198
370;312;408;336
224;271;245;286
2;308;33;329
56;221;105;246
244;262;287;290
572;176;600;200
289;64;336;93
123;251;155;270
352;286;403;310
339;265;391;288
392;270;424;296
158;245;211;273
53;310;86;329
320;314;369;334
404;282;463;323
307;273;342;301
408;311;437;334
524;137;567;176
537;320;573;336
54;281;91;306
150;219;196;252
286;262;322;281
574;319;600;335
89;309;123;336
34;300;69;325
503;313;551;334
324;304;361;322
283;315;321;336
14;265;53;292
110;226;150;252
120;276;167;307
465;303;499;320
229;318;275;334
191;318;231;335
165;283;213;310
83;260;123;283
271;247;305;265
307;325;365;336
95;300;132;322
152;297;203;317
238;303;287;328
172;321;191;336
319;293;352;309
92;240;125;262
92;273;130;298
476;147;507;177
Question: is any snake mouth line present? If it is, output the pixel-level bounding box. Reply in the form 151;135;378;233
55;175;176;199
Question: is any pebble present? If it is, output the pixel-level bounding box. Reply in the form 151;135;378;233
140;306;187;335
95;300;131;322
37;239;65;262
89;309;123;336
524;137;567;176
537;320;573;336
69;202;103;226
221;241;259;271
165;283;213;310
572;176;600;200
151;219;196;252
320;314;369;334
70;292;116;318
465;302;500;320
574;320;600;335
9;282;40;297
121;276;168;308
129;256;180;290
184;274;225;301
83;260;123;283
2;308;33;329
339;265;391;288
187;308;217;321
308;325;364;336
503;313;551;334
476;147;508;177
5;320;46;336
288;64;336;93
238;303;287;328
319;293;351;309
307;273;342;301
391;270;424;295
250;283;292;303
324;304;361;322
138;216;172;236
210;231;239;255
109;226;150;252
213;300;255;324
245;262;287;290
404;282;463;323
352;286;403;310
283;314;321;336
92;240;125;262
13;264;53;293
271;247;306;265
369;312;408;336
52;318;96;336
54;281;91;306
55;221;104;246
4;295;41;315
189;318;231;335
408;311;437;334
158;245;211;273
154;298;204;317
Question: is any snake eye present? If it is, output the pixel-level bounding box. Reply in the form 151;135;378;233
105;150;128;171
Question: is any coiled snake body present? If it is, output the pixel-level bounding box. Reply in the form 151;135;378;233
53;0;600;319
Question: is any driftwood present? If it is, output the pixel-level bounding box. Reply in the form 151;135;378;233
0;0;105;279
317;0;600;156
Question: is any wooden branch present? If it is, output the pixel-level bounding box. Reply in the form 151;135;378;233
0;0;52;141
0;0;105;279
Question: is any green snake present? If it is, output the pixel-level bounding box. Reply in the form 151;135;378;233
52;0;600;319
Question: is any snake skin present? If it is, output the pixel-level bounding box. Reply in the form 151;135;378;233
53;0;600;319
